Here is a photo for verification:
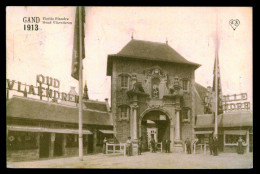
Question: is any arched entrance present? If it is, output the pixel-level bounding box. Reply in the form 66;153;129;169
140;109;171;151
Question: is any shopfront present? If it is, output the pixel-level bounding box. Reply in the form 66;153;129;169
7;95;114;161
195;111;252;153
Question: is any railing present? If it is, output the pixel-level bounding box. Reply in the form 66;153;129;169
157;142;163;152
148;142;163;152
184;139;200;154
106;143;126;156
190;143;208;154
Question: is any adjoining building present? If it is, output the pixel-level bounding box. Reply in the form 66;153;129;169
195;111;252;153
6;84;114;162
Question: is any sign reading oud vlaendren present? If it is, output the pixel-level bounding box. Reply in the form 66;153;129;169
6;74;79;103
36;74;60;88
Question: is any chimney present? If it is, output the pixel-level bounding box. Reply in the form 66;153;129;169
104;98;111;112
69;86;78;95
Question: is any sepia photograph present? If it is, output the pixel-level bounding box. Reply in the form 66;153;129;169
6;6;252;168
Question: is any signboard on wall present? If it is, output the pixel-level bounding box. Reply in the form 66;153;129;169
222;93;250;112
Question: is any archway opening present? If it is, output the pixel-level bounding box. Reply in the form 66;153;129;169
141;110;170;151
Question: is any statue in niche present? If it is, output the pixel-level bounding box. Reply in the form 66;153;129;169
152;84;159;98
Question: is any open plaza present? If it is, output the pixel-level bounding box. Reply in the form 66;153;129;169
7;151;253;169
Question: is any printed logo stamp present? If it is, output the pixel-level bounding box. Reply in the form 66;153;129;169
229;19;240;30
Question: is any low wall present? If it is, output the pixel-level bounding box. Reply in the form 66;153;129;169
64;147;79;157
64;147;89;156
7;149;39;162
224;145;247;153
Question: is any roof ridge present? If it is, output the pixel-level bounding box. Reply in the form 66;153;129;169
10;95;78;108
84;99;106;104
131;39;168;45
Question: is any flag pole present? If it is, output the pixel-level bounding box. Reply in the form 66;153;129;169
78;6;83;161
214;9;218;137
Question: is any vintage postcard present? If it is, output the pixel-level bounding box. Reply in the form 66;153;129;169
6;6;252;168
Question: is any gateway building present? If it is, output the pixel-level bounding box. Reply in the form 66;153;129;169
106;39;252;153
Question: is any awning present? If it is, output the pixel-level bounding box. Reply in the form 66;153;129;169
194;131;213;134
7;125;92;134
224;130;247;135
99;129;115;134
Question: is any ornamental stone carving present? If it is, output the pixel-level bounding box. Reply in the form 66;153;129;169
144;66;167;81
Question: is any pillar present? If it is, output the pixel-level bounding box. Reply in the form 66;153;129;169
131;104;139;156
50;132;55;157
133;105;138;140
170;118;175;150
93;130;97;153
246;130;249;153
62;134;66;156
173;109;183;152
36;133;40;158
175;110;180;141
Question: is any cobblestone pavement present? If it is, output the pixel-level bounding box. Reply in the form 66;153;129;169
7;152;253;169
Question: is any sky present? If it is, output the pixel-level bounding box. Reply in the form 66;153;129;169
6;7;252;109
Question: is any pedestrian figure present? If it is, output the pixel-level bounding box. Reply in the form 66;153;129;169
126;136;132;156
103;137;107;154
213;136;218;156
209;136;214;155
185;137;191;154
237;137;244;154
138;137;142;155
165;139;171;153
150;137;156;153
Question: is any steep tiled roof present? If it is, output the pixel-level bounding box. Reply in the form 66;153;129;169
84;100;108;112
195;82;208;102
195;111;252;128
107;39;201;75
7;96;113;126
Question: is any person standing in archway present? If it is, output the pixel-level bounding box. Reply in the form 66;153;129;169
138;137;143;155
150;137;156;153
165;139;171;153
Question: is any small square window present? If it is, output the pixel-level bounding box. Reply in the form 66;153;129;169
120;106;129;120
182;108;190;122
182;80;188;91
121;76;129;88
